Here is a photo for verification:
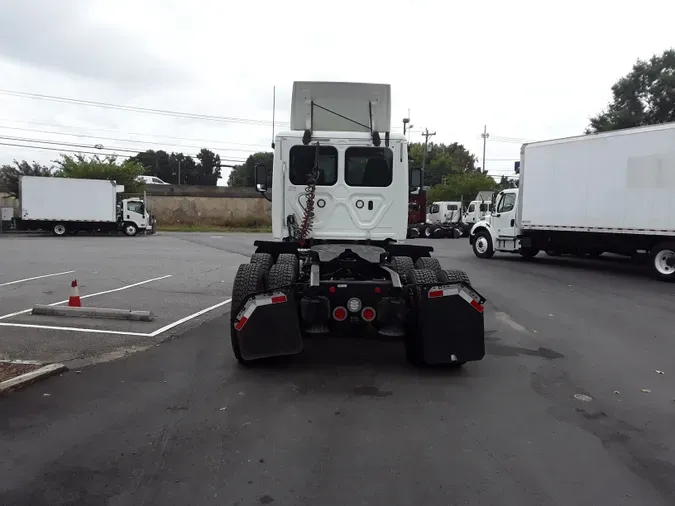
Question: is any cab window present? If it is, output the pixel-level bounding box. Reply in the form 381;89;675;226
468;203;475;213
497;193;516;213
289;146;338;186
345;147;393;187
126;201;144;214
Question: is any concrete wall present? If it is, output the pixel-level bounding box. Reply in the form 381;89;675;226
137;184;271;227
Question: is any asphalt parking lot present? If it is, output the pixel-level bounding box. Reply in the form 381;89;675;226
2;232;675;504
0;232;267;365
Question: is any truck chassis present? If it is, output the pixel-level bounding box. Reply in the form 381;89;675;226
230;240;486;367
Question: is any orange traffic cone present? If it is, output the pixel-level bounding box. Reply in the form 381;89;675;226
68;280;81;307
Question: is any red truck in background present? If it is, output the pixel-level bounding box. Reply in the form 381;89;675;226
407;187;426;238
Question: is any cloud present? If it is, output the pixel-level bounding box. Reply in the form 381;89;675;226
0;0;188;87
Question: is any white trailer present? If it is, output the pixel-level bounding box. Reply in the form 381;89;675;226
469;123;675;281
15;176;151;236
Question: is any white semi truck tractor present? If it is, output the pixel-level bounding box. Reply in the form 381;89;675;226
229;81;487;367
470;123;675;281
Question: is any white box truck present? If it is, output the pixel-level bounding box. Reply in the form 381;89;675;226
469;123;675;281
14;176;151;236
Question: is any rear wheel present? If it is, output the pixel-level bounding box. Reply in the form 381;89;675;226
404;268;438;367
231;262;267;366
414;256;442;274
650;242;675;282
267;262;297;289
391;256;414;283
519;247;539;259
250;252;274;272
52;223;67;236
276;253;298;272
438;269;471;285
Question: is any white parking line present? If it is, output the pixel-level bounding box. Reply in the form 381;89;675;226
0;322;151;337
149;298;232;337
0;270;76;288
0;274;173;321
0;296;232;337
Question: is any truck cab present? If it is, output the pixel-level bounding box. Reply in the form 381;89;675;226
469;188;521;257
428;201;462;224
463;200;493;226
265;130;409;242
257;82;410;243
118;198;151;235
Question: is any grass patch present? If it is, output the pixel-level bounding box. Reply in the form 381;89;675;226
157;224;272;233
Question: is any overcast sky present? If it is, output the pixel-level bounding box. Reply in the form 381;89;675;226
1;0;674;185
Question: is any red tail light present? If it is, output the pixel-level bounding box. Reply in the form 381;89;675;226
361;307;376;322
333;306;347;321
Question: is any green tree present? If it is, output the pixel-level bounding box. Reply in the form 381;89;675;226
54;154;145;193
0;160;53;197
228;151;274;187
195;149;221;185
427;172;497;205
409;142;479;186
587;48;675;133
129;150;173;182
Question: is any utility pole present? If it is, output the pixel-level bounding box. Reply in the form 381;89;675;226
481;125;490;172
177;158;181;185
421;128;436;172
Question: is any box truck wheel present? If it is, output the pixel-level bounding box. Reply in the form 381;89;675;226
52;223;67;236
123;222;138;236
519;247;539;259
472;231;494;259
650;242;675;282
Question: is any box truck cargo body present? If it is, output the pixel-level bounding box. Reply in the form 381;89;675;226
14;176;151;236
469;123;675;281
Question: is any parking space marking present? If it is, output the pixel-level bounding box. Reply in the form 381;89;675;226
0;270;76;288
148;298;232;337
0;322;151;337
0;296;232;337
0;274;173;321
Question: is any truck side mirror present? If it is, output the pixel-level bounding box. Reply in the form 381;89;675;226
254;163;268;193
409;168;422;190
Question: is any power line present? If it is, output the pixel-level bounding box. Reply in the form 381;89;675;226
0;140;133;158
0;136;247;163
0;117;271;149
0;124;260;154
0;89;291;127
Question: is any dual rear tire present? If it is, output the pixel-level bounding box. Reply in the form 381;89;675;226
231;253;299;365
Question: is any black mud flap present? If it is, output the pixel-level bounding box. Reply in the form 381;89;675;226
231;289;303;361
415;283;486;365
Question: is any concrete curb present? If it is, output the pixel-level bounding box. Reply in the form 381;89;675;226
0;362;67;394
31;305;155;322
